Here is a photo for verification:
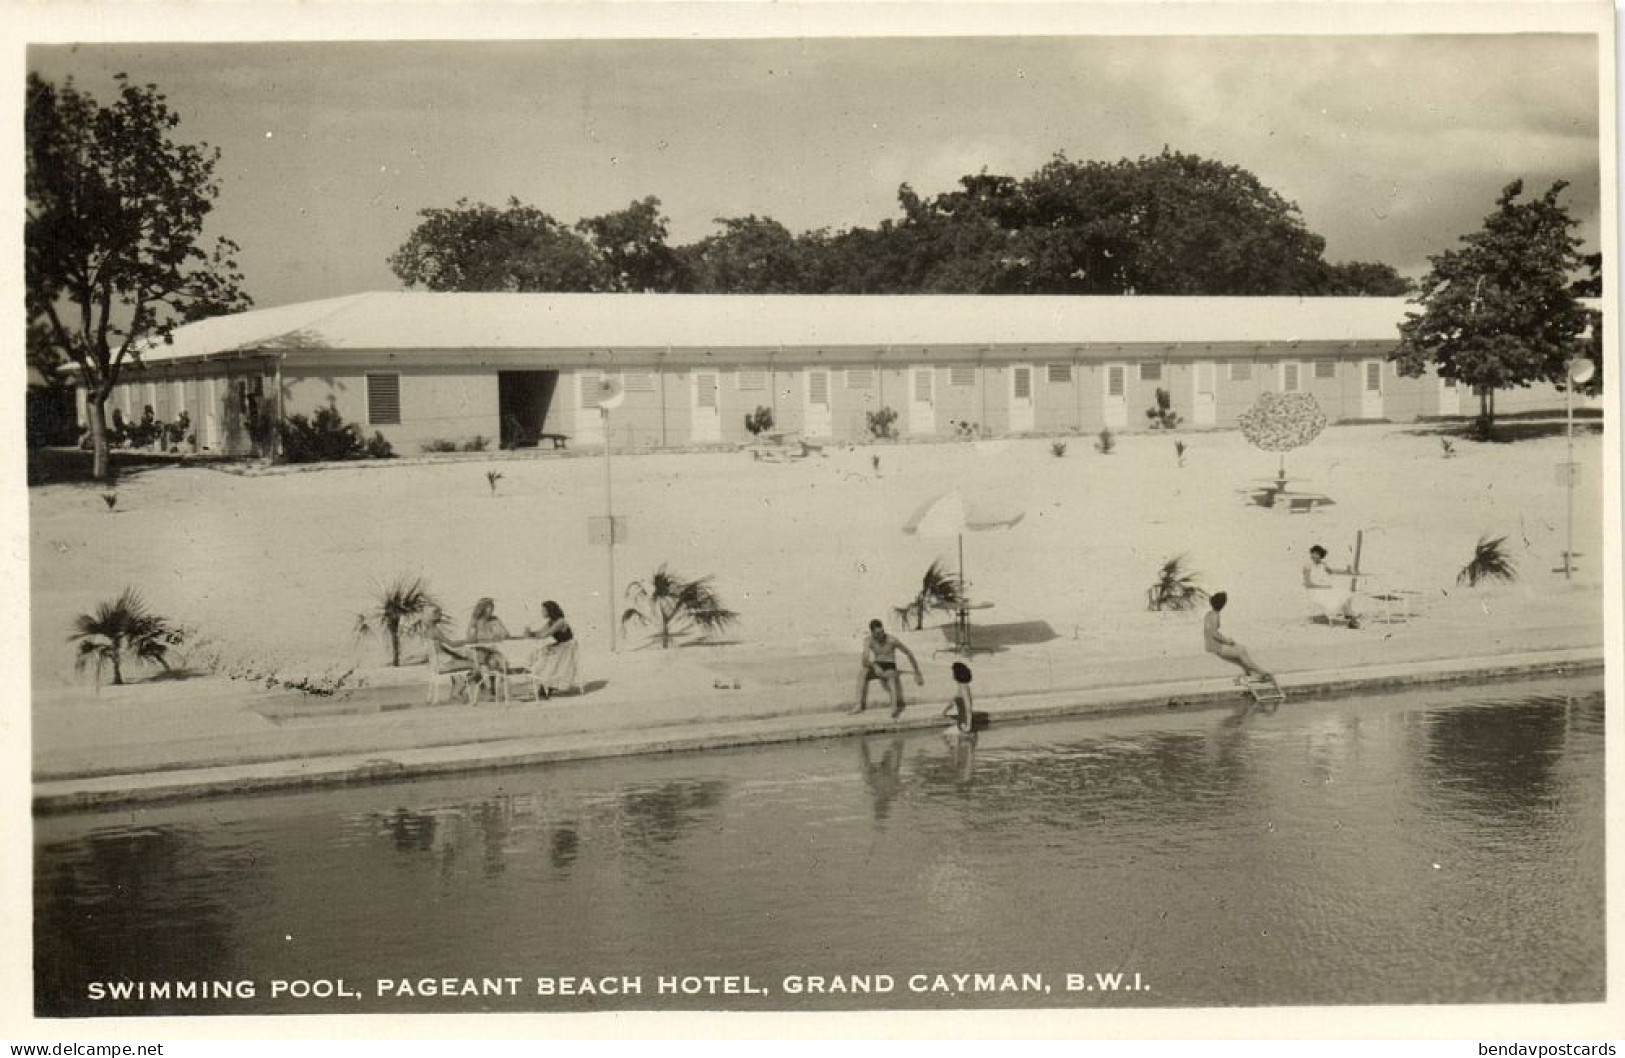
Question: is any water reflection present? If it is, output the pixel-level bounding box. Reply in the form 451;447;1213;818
33;683;1605;1014
35;826;257;1017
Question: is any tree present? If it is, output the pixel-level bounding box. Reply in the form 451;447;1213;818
683;215;810;293
576;196;687;292
69;588;178;687
26;73;252;481
620;565;739;648
894;558;964;630
388;196;611;292
354;576;444;667
1569;251;1604;397
1391;180;1590;435
1315;260;1413;296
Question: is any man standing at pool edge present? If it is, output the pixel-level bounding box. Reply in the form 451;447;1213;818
853;618;924;718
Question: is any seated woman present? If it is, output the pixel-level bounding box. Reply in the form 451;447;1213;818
524;600;577;700
465;597;513;699
423;604;479;704
1303;545;1361;629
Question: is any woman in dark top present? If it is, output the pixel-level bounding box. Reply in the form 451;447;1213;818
525;600;577;699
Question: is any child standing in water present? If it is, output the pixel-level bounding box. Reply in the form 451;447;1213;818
943;661;976;734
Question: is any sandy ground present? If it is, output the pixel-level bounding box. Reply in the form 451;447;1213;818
29;419;1607;720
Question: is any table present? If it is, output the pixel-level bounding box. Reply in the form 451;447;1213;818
940;601;996;655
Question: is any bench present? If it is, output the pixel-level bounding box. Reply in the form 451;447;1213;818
1287;495;1327;514
537;433;569;450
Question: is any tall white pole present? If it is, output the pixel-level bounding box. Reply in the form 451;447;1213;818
603;406;617;651
1564;377;1574;579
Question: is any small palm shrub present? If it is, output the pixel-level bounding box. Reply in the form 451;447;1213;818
1458;536;1517;587
895;558;966;630
69;588;179;686
622;565;740;648
1051;440;1068;458
1145;387;1182;429
102;492;118;511
486;470;503;496
354;576;444;667
1175;440;1187;467
745;406;775;437
1095;427;1116;454
1147;555;1208;611
1441;438;1456;458
866;406;900;440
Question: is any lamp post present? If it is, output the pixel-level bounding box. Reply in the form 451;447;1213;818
597;376;627;649
1561;356;1595;579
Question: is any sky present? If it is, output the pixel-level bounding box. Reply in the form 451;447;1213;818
25;25;1605;310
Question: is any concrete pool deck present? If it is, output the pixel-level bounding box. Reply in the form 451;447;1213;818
32;616;1604;813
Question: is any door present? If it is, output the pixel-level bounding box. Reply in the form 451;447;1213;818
908;366;936;436
1103;364;1128;430
1361;360;1384;419
1009;364;1035;433
803;368;832;438
1437;372;1460;416
201;378;220;450
1193;362;1217;426
575;370;605;445
691;370;721;442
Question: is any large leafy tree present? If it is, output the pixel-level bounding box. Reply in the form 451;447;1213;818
576;195;687;292
1390;180;1590;434
388;197;611;292
26;72;252;480
683;214;812;293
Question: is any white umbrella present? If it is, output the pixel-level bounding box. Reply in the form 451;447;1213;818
903;489;1025;599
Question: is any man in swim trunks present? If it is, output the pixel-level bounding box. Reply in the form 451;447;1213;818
853;618;924;717
1203;591;1273;682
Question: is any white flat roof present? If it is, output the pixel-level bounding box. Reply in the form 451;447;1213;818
136;291;1416;363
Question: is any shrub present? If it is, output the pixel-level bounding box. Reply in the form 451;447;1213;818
354;576;444;667
894;558;965;630
1175;440;1187;467
421;439;459;453
745;406;775;436
364;432;394;459
1051;440;1068;457
1146;555;1208;611
281;402;366;463
1458;535;1517;587
1094;427;1116;454
953;420;980;440
1146;388;1181;430
462;435;490;453
69;588;179;686
866;406;900;440
622;565;740;648
486;470;503;496
1440;438;1456;458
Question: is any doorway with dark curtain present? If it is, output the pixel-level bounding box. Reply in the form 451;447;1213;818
498;370;559;448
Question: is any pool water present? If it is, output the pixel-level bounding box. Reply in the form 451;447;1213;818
35;676;1605;1015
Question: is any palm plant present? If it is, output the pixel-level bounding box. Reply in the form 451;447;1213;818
1458;536;1517;587
354;576;444;666
1095;427;1116;454
1146;554;1209;611
896;558;966;630
69;588;177;686
1175;440;1187;467
621;565;739;648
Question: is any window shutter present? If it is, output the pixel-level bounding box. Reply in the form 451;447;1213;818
366;373;401;425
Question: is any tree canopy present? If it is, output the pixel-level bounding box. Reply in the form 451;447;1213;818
26;71;252;479
1390;180;1591;432
389;148;1414;298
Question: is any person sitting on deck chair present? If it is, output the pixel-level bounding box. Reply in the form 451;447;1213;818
852;618;923;718
1203;592;1274;682
1303;544;1361;629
